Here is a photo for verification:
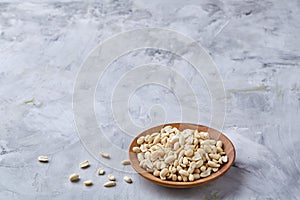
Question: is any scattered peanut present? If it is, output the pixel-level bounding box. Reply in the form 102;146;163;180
100;152;110;159
103;181;116;187
132;126;228;182
84;180;93;186
97;168;105;175
108;174;116;181
38;156;49;163
69;173;80;182
79;160;90;169
121;160;131;165
123;176;132;183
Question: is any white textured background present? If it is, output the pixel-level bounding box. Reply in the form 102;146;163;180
0;0;300;199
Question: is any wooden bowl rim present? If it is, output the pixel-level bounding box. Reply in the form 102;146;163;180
128;123;236;188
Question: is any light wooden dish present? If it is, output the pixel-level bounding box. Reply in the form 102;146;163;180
129;123;236;188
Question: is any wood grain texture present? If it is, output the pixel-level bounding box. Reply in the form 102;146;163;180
129;123;236;188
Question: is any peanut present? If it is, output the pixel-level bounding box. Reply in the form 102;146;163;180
124;176;132;183
79;160;90;169
108;174;115;181
100;152;110;159
38;156;48;163
84;180;93;186
69;173;79;182
103;181;116;187
121;160;131;165
97;168;105;175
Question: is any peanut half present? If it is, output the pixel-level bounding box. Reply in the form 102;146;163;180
69;173;80;182
79;160;90;169
84;180;93;186
38;156;49;163
108;174;116;181
100;152;110;159
123;176;132;183
97;168;105;175
121;160;131;165
103;181;116;187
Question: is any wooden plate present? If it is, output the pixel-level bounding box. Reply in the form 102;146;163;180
128;123;236;188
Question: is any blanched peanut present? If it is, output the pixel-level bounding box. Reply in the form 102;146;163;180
137;137;145;145
84;180;93;186
193;138;199;145
200;170;211;177
153;170;160;177
140;145;147;152
69;173;79;182
185;149;193;157
133;147;141;153
212;168;219;172
165;155;176;164
103;181;116;187
174;159;179;167
137;153;144;162
124;176;132;183
176;165;182;172
144;152;151;160
194;168;200;174
205;153;211;161
207;161;220;168
160;162;166;169
216;141;222;148
216;146;224;153
79;160;90;169
193;173;200;180
100;152;110;159
204;145;212;153
183;157;189;165
195;160;203;168
174;142;180;150
171;167;177;174
97;168;105;175
211;146;217;153
144;159;153;169
187;167;194;174
147;168;154;173
200;166;207;172
192;152;201;161
209;153;221;160
188;174;194;181
153;135;161;144
222;155;228;163
180;163;186;168
121;160;131;165
179;135;185;146
160;168;169;177
177;175;182;181
202;132;210;139
38;156;49;163
179;170;189;177
172;174;177;181
108;174;115;181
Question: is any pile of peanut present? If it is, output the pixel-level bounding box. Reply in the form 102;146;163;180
132;126;228;182
38;156;132;187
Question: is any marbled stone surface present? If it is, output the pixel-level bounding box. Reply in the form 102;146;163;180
1;0;300;199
